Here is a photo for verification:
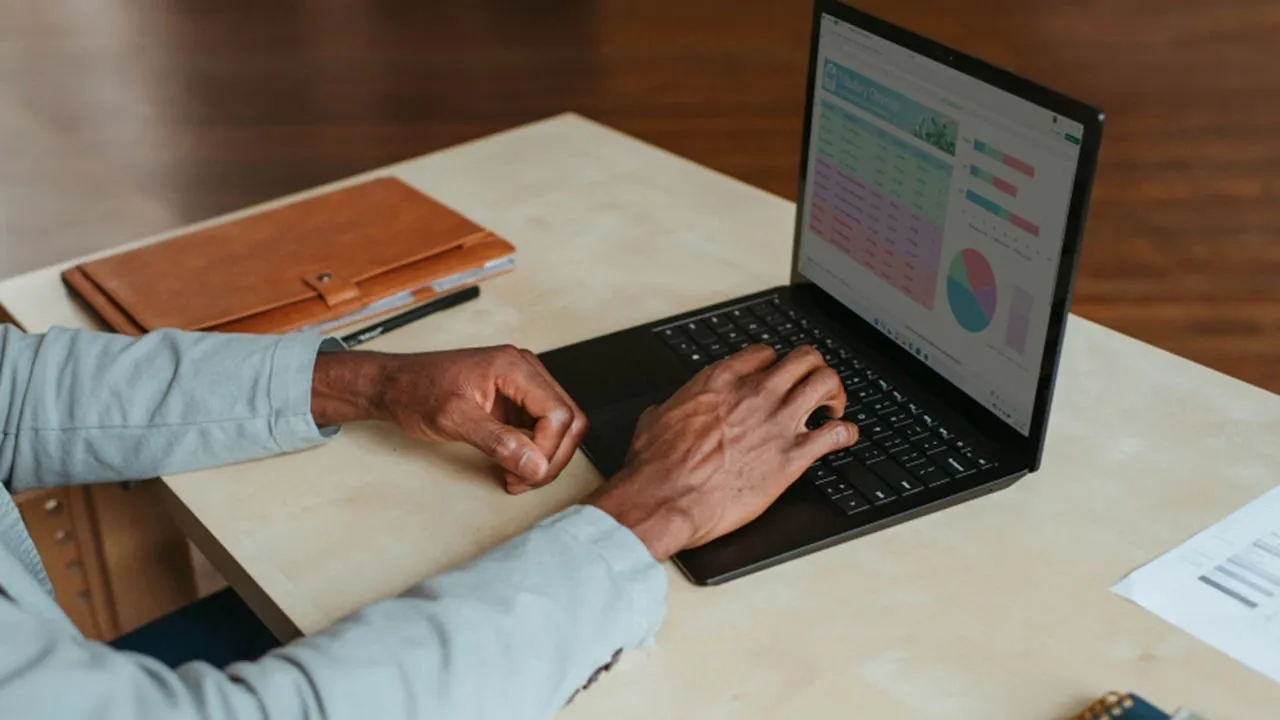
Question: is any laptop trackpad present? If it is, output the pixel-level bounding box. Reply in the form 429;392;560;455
583;390;677;476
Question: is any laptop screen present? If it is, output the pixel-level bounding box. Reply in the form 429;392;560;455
796;13;1086;435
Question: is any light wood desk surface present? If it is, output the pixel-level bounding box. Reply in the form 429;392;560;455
2;114;1278;717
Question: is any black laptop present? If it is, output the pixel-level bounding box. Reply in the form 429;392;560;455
541;0;1103;585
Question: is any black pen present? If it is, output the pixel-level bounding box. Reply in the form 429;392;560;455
338;285;481;348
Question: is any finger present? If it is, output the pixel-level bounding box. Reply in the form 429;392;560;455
763;345;828;394
516;350;588;484
449;402;550;483
790;420;859;471
699;344;776;387
782;366;846;429
494;353;578;484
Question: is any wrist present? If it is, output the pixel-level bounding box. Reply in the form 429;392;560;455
311;350;395;427
589;470;696;562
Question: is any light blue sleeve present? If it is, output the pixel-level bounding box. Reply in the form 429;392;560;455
0;324;329;492
0;505;668;720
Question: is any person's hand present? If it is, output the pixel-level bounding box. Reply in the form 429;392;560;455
589;344;858;561
311;345;587;494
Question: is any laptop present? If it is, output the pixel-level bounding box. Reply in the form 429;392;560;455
540;0;1104;585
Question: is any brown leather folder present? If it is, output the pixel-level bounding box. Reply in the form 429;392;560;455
63;178;514;336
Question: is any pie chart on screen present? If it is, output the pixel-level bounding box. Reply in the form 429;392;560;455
947;249;997;332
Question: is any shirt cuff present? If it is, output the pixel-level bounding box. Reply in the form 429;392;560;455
547;505;667;649
267;331;333;453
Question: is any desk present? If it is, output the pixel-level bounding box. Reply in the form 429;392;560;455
2;114;1278;717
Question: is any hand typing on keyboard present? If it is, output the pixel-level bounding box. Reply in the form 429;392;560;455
589;345;859;561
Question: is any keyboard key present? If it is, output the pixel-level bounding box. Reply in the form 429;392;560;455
853;386;880;403
913;463;949;487
658;327;685;344
971;453;996;470
869;399;897;415
769;341;788;353
673;340;698;355
863;420;892;438
878;434;908;452
834;490;872;514
814;463;836;481
740;319;764;333
915;436;944;453
885;412;912;427
889;390;908;404
750;330;777;343
720;328;745;342
731;340;752;351
889;448;924;467
772;320;797;334
936;426;956;441
841;375;867;391
932;449;973;476
906;402;923;415
703;340;728;355
826;446;855;463
682;321;717;345
728;308;752;323
845;407;874;425
835;461;896;504
707;315;732;332
872;460;924;496
903;423;930;440
853;444;887;464
953;439;971;453
756;313;787;329
821;480;855;498
919;413;938;427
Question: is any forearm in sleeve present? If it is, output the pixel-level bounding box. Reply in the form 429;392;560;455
0;505;667;720
0;325;327;492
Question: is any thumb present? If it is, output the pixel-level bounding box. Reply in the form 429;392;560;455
792;420;858;470
450;403;550;483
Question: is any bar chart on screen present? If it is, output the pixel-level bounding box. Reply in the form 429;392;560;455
1005;287;1033;355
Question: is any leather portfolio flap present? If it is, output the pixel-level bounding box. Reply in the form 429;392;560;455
72;178;497;332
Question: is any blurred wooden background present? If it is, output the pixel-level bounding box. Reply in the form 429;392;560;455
2;0;1278;391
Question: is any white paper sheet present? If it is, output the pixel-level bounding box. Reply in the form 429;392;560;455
1113;484;1280;684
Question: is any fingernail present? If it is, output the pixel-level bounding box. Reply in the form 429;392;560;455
518;450;547;480
844;423;859;445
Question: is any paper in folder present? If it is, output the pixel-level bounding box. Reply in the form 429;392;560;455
63;178;514;337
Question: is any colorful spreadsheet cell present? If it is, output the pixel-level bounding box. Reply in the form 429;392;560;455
810;100;954;310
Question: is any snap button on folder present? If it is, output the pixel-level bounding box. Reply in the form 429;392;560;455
304;271;361;307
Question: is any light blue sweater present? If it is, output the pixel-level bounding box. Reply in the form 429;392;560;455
0;325;665;719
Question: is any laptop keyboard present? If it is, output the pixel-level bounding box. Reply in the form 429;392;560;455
655;297;996;517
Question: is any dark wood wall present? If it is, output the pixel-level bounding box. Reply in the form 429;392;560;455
2;0;1277;391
